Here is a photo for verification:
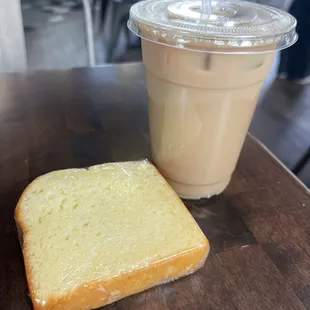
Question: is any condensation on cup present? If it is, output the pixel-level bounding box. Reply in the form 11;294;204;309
128;0;297;199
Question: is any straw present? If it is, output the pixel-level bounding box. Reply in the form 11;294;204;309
201;0;212;19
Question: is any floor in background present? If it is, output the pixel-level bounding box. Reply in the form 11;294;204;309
25;10;97;70
23;4;131;70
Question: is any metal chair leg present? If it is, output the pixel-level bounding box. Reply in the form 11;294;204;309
82;0;96;67
106;1;132;62
293;146;310;175
106;1;121;62
100;0;110;31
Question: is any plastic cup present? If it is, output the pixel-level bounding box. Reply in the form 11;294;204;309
128;0;297;199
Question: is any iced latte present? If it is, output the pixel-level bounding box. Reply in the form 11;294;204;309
129;0;297;198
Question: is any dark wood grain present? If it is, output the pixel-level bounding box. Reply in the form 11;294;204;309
0;63;309;310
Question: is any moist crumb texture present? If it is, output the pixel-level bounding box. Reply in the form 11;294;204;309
16;161;209;310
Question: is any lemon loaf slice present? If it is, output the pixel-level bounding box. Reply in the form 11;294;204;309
15;161;209;310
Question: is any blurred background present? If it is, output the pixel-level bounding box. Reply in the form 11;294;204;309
1;0;310;187
21;0;142;68
19;0;294;68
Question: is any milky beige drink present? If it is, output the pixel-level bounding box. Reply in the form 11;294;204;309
143;41;275;197
129;0;297;199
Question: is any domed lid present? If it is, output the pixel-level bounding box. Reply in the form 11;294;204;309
128;0;298;53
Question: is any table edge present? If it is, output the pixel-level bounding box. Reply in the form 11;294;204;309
249;133;310;194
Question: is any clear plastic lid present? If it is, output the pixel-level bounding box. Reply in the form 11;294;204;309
128;0;298;53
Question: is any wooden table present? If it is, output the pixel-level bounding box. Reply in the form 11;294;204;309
1;64;309;310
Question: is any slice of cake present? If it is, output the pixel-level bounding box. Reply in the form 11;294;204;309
15;161;209;310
